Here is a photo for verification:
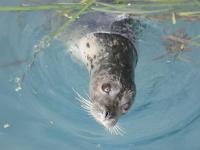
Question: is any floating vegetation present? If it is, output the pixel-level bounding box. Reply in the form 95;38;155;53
0;1;199;18
164;29;192;53
0;0;200;39
0;0;200;90
153;29;200;62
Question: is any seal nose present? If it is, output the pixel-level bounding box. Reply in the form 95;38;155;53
105;111;116;119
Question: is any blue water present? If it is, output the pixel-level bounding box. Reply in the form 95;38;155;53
1;1;200;150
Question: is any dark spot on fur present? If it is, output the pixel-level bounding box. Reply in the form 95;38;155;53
87;55;93;64
86;42;90;48
93;55;96;59
91;64;94;69
87;55;90;60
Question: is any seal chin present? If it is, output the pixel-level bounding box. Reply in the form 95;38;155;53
90;108;116;127
94;117;117;129
100;118;125;136
102;118;117;128
92;113;125;135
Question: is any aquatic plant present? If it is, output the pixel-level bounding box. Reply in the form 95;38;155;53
0;0;200;88
152;29;200;62
0;0;200;41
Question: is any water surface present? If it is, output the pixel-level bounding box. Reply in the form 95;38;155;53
0;1;200;150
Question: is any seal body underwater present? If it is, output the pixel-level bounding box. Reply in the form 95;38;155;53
65;12;138;135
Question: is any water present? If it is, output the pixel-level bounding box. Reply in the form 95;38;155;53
0;1;200;150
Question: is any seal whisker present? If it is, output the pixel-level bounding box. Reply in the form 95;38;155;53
78;97;93;115
111;126;117;135
115;124;126;136
106;127;114;135
79;97;92;110
114;126;120;135
80;98;91;107
110;126;118;135
104;124;125;136
73;88;93;115
75;95;91;108
114;125;125;136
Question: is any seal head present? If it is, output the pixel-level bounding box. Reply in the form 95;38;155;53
78;32;137;134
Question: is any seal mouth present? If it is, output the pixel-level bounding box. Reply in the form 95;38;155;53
73;89;125;135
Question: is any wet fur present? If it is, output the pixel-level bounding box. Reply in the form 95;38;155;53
73;16;138;135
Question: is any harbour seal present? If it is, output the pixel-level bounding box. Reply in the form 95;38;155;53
67;13;138;135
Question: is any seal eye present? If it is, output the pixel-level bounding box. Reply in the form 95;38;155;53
121;102;131;113
102;83;111;94
122;103;129;111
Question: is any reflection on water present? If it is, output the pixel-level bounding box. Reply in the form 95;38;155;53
0;1;200;150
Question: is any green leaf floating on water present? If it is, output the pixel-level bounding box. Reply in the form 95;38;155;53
0;0;199;87
0;3;82;11
14;0;96;86
0;0;199;46
49;0;96;40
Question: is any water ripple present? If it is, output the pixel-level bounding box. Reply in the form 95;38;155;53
0;5;200;150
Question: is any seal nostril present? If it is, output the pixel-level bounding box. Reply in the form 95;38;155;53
105;111;116;119
105;111;111;119
106;111;108;116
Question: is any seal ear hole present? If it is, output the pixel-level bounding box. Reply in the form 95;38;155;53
101;83;111;94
